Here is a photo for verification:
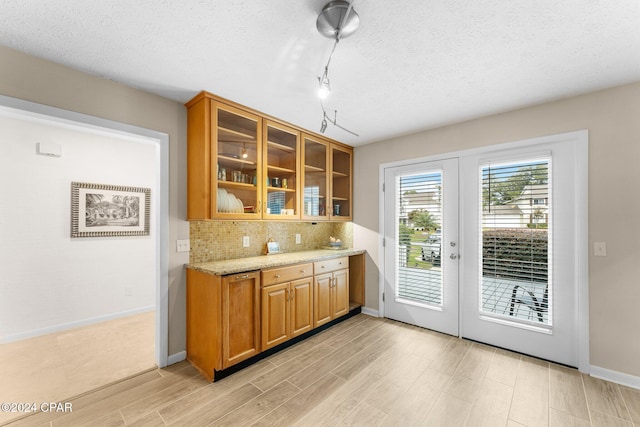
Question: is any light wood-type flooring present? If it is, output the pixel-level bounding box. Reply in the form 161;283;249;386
1;311;155;425
5;314;640;426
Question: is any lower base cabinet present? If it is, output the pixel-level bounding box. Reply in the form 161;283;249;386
222;271;261;369
187;254;361;381
314;257;349;328
186;269;260;381
261;264;313;351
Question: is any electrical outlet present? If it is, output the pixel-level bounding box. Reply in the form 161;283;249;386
594;242;607;257
125;287;132;296
296;233;301;244
243;236;250;248
176;239;190;253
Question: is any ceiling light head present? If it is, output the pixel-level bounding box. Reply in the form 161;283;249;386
318;76;331;99
316;0;360;39
320;118;328;133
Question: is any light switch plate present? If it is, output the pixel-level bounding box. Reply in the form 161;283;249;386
295;233;301;244
176;239;190;253
243;236;250;248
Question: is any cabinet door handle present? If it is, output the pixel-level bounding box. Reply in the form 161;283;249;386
236;274;249;280
290;290;294;301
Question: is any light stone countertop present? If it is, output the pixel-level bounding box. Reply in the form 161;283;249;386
187;248;366;276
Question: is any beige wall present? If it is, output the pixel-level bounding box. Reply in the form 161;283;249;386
0;45;189;356
353;81;640;377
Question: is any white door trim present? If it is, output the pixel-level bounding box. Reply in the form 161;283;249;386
378;130;589;373
0;94;170;368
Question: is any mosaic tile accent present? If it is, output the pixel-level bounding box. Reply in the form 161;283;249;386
189;221;354;263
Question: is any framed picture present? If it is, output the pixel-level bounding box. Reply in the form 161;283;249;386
71;182;150;238
266;241;281;254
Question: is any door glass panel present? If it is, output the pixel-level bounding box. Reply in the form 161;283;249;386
480;159;551;325
216;108;259;215
396;171;443;306
303;137;328;218
265;123;298;217
331;148;351;218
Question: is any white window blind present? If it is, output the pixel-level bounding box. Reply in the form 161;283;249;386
480;159;551;325
396;171;443;306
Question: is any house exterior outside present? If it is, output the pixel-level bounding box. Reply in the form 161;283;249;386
483;184;549;229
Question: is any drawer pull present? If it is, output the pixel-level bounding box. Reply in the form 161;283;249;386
275;274;281;278
300;270;305;274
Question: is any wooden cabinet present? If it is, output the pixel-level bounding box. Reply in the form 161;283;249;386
261;264;313;351
187;253;363;381
301;134;329;220
214;104;262;220
330;144;353;220
301;133;353;221
222;271;261;368
186;91;352;221
186;268;260;380
263;121;300;218
314;257;349;327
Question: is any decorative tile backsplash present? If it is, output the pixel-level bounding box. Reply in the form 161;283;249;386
190;221;353;263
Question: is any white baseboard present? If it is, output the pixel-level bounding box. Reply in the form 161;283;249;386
168;351;187;366
0;305;155;344
591;365;640;390
360;307;379;317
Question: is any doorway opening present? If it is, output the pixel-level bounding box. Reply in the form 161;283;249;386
0;95;169;423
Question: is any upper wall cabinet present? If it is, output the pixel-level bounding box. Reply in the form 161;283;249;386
300;133;353;221
301;134;329;221
215;103;262;219
186;91;352;221
263;121;300;219
330;144;352;221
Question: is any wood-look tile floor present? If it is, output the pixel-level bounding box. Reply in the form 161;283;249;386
1;311;155;425
5;314;640;427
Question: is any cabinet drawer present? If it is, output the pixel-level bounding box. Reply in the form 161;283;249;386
262;263;313;287
314;257;348;274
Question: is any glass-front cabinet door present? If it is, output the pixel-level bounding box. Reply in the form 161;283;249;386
213;103;262;219
301;134;330;220
330;144;352;220
263;121;300;219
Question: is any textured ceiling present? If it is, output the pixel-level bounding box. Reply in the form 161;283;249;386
1;0;639;146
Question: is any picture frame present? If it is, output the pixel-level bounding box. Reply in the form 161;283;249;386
266;241;281;255
71;182;150;238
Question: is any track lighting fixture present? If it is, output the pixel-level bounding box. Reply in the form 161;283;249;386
314;0;360;137
320;109;358;137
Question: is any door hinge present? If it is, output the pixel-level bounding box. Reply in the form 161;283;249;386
382;237;385;247
382;293;385;302
382;183;385;192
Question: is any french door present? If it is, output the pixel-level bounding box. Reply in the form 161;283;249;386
383;158;459;336
382;134;586;367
